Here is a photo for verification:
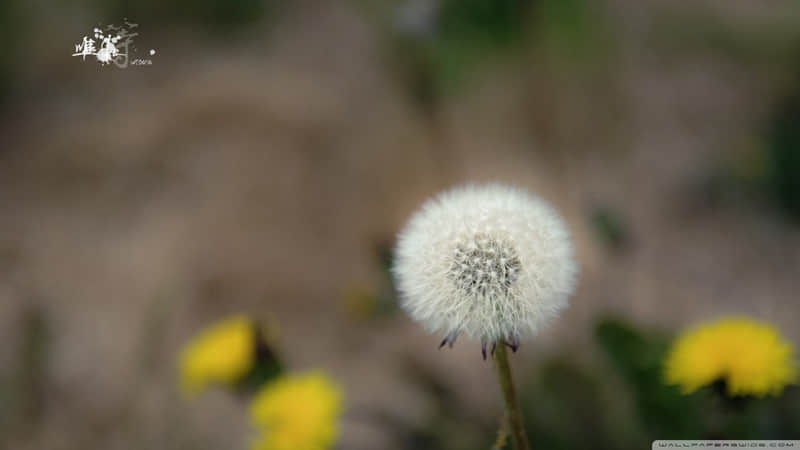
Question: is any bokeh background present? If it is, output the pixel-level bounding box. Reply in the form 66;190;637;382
1;0;799;449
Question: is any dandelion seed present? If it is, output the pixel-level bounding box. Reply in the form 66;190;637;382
393;183;578;353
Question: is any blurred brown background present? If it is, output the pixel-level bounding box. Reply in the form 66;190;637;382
0;0;799;449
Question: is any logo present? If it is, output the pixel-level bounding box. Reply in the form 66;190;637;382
654;441;799;448
72;19;155;68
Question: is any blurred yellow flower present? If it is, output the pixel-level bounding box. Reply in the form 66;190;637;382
179;315;255;396
250;371;342;450
665;317;798;397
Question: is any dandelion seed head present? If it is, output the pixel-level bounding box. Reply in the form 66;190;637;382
393;183;578;343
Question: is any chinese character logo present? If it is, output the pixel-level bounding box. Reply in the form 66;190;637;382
72;20;154;68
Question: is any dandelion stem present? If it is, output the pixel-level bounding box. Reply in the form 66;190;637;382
493;343;530;450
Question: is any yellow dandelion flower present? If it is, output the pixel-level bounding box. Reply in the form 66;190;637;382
249;371;342;450
664;317;798;397
179;315;255;396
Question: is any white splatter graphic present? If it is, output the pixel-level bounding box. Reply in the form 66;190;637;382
72;20;154;68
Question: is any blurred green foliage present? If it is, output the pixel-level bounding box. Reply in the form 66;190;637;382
0;0;25;107
707;73;800;221
400;358;496;450
766;86;800;220
520;360;634;450
94;0;275;31
407;317;800;449
17;308;49;425
594;318;799;443
385;0;532;109
433;0;530;81
342;240;400;321
589;205;629;252
533;0;614;69
379;0;616;123
645;6;800;68
239;323;284;392
375;240;402;314
595;319;704;440
0;307;50;444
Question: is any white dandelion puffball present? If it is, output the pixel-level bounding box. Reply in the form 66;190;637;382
393;183;577;348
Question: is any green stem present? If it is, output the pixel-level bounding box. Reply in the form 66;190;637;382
493;343;530;450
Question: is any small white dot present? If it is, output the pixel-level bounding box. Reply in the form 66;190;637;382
149;49;156;56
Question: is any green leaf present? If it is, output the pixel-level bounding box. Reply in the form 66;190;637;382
595;319;704;439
